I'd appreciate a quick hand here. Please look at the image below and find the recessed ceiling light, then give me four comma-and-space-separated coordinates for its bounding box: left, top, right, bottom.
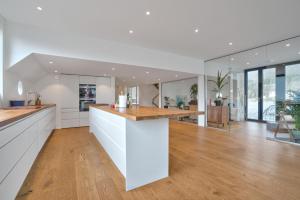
36, 6, 43, 11
129, 30, 134, 34
54, 75, 59, 80
228, 42, 233, 46
230, 57, 234, 61
54, 70, 58, 73
145, 71, 150, 74
103, 74, 107, 76
158, 78, 161, 81
298, 51, 300, 55
246, 62, 250, 65
175, 74, 178, 78
285, 43, 291, 47
254, 52, 259, 56
112, 67, 115, 71
49, 61, 53, 64
132, 76, 136, 79
194, 28, 199, 33
146, 11, 150, 15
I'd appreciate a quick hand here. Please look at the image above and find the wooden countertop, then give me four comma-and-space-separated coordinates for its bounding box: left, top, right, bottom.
91, 105, 204, 121
0, 104, 56, 128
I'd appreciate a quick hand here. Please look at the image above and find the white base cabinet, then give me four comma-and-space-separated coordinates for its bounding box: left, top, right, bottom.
0, 106, 56, 200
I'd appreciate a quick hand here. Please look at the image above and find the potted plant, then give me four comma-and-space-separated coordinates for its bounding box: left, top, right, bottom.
208, 70, 229, 106
189, 84, 198, 105
287, 90, 300, 141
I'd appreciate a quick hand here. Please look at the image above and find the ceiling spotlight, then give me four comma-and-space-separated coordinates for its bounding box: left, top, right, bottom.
36, 6, 43, 11
145, 71, 150, 74
103, 74, 107, 76
112, 67, 115, 71
285, 43, 291, 47
228, 42, 233, 46
298, 52, 300, 55
230, 57, 234, 61
246, 62, 250, 65
146, 11, 150, 15
158, 78, 161, 81
54, 70, 58, 73
49, 61, 53, 64
129, 30, 134, 34
194, 29, 199, 33
175, 74, 178, 78
254, 52, 259, 56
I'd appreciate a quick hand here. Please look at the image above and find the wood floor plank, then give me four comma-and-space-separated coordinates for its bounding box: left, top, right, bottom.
16, 121, 300, 200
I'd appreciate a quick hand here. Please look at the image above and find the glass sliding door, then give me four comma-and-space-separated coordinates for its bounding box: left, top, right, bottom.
246, 67, 276, 121
246, 70, 259, 120
262, 68, 276, 121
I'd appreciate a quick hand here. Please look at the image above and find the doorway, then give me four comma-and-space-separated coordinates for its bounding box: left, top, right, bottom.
245, 68, 276, 121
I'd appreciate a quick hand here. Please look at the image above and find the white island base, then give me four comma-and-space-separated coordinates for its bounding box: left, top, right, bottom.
90, 107, 168, 191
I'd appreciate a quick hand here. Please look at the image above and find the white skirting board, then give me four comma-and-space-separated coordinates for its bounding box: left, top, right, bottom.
90, 107, 169, 191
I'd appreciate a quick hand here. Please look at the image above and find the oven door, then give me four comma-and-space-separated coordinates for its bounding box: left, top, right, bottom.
79, 100, 96, 112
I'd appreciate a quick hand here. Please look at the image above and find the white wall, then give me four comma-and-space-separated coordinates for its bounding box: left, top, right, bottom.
0, 15, 4, 104
161, 78, 198, 107
139, 84, 159, 107
5, 21, 204, 75
4, 71, 34, 103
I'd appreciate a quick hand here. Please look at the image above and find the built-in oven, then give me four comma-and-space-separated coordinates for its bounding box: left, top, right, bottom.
79, 84, 96, 112
79, 84, 96, 99
79, 99, 96, 112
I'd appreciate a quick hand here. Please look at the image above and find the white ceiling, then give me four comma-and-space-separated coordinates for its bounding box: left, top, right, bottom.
1, 0, 300, 60
9, 53, 197, 84
205, 35, 300, 75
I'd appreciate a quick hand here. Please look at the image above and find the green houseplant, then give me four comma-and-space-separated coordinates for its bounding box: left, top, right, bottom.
189, 84, 198, 105
287, 90, 300, 140
208, 70, 229, 106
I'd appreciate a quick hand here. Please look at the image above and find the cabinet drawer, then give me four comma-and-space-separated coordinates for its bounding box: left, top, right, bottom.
61, 108, 79, 113
61, 119, 79, 128
80, 118, 89, 127
0, 122, 38, 183
61, 112, 79, 120
79, 112, 89, 119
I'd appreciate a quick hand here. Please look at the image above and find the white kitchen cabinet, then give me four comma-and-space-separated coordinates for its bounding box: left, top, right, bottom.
60, 75, 80, 128
96, 77, 115, 104
79, 76, 97, 84
0, 107, 56, 200
60, 75, 79, 109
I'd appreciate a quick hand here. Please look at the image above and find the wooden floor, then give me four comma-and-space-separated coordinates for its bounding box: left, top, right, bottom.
17, 121, 300, 200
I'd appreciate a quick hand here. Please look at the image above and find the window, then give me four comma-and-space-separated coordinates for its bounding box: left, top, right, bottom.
128, 86, 139, 105
17, 80, 23, 96
285, 63, 300, 100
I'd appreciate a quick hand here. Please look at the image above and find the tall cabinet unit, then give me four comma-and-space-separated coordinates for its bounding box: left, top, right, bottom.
60, 75, 80, 128
58, 75, 115, 128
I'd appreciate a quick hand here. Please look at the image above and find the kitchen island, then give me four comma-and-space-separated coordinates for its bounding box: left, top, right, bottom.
89, 105, 203, 191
